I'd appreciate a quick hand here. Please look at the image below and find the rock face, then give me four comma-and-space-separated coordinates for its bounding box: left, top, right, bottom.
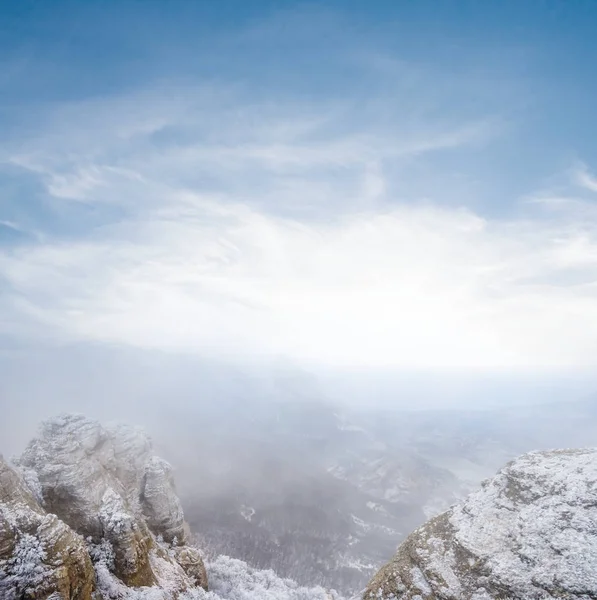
1, 414, 208, 599
364, 448, 597, 600
142, 456, 187, 545
0, 455, 95, 600
171, 546, 208, 590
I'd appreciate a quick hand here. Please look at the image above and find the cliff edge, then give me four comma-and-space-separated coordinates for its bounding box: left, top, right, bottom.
364, 448, 597, 600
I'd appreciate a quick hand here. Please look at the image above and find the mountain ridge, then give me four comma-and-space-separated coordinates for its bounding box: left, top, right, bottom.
364, 448, 597, 600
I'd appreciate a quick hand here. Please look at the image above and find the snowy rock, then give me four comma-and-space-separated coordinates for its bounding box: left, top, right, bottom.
171, 546, 208, 590
364, 448, 597, 600
0, 455, 95, 600
18, 414, 152, 538
142, 457, 187, 545
98, 487, 156, 587
5, 414, 208, 597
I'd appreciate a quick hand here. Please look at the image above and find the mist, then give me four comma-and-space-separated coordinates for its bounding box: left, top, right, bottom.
2, 339, 596, 455
3, 338, 596, 594
3, 340, 596, 593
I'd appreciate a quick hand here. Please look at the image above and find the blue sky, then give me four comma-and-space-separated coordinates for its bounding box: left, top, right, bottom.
1, 0, 597, 370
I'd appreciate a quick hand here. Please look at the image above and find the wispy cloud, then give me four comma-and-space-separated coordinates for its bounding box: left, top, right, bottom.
0, 79, 596, 369
0, 28, 596, 373
574, 163, 597, 193
2, 185, 597, 368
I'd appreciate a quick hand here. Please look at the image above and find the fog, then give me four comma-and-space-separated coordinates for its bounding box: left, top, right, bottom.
2, 340, 596, 457
2, 340, 596, 592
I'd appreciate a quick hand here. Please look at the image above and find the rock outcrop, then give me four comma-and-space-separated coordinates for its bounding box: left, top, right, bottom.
0, 455, 95, 599
142, 456, 187, 545
1, 414, 208, 599
364, 448, 597, 600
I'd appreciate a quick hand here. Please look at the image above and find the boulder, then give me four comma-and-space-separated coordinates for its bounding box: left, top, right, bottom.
172, 545, 208, 590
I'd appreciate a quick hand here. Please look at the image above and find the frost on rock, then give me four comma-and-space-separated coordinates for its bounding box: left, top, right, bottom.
3, 414, 209, 598
0, 455, 95, 599
98, 487, 157, 587
1, 413, 352, 600
17, 414, 154, 538
171, 546, 208, 590
142, 456, 187, 545
15, 465, 45, 506
0, 533, 51, 598
193, 555, 344, 600
90, 553, 345, 600
364, 448, 597, 600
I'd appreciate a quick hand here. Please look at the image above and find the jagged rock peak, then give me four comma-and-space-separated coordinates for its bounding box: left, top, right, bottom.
364, 448, 597, 600
18, 413, 187, 546
2, 413, 207, 598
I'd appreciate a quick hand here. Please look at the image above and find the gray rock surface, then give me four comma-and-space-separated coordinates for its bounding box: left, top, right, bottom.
364, 448, 597, 600
2, 414, 208, 598
142, 456, 187, 545
0, 455, 95, 600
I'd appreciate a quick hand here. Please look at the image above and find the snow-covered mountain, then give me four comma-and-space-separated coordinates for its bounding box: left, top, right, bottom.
365, 448, 597, 599
3, 410, 597, 599
1, 415, 209, 599
0, 414, 351, 600
149, 396, 597, 595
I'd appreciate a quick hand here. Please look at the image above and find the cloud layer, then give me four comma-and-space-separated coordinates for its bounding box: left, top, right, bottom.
1, 77, 597, 369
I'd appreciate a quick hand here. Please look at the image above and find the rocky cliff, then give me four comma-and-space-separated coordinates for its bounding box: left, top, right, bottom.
364, 448, 597, 600
4, 413, 597, 600
0, 414, 207, 599
0, 454, 95, 600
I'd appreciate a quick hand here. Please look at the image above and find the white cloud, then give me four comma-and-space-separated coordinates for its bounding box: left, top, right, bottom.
0, 220, 24, 232
574, 164, 597, 193
2, 83, 597, 369
3, 191, 597, 369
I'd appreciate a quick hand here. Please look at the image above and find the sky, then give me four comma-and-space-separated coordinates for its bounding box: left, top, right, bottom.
2, 0, 597, 377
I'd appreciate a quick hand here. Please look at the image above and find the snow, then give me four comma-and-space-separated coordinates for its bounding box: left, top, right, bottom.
240, 506, 255, 522
365, 448, 597, 599
366, 502, 386, 514
0, 533, 51, 600
142, 456, 186, 544
87, 537, 116, 571
408, 567, 431, 595
90, 552, 348, 600
450, 448, 597, 597
99, 487, 135, 536
416, 536, 462, 597
4, 415, 351, 600
14, 466, 44, 507
200, 555, 344, 600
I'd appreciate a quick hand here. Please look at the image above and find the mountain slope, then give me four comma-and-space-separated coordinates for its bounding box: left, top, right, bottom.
364, 448, 597, 600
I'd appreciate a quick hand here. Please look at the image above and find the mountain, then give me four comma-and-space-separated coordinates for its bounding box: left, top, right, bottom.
1, 414, 207, 599
364, 448, 597, 599
0, 414, 349, 600
0, 453, 95, 599
3, 412, 597, 599
149, 396, 597, 595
